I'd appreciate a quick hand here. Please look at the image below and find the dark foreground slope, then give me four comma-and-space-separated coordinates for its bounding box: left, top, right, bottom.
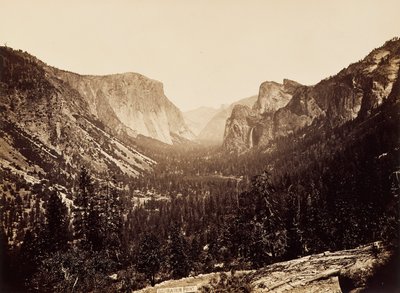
137, 243, 398, 293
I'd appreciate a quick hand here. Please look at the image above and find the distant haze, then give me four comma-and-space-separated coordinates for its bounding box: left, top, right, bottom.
1, 0, 399, 111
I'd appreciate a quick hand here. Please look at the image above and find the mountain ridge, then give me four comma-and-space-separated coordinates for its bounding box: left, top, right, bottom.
223, 37, 400, 152
0, 46, 171, 191
183, 106, 219, 136
51, 68, 193, 145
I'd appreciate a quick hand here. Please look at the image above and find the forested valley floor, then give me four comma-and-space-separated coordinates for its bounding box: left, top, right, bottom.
1, 93, 399, 292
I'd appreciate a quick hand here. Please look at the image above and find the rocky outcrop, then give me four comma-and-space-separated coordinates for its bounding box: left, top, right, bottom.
53, 70, 193, 145
223, 37, 400, 152
137, 243, 396, 293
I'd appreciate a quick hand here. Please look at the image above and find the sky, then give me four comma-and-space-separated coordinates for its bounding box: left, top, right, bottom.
1, 0, 400, 111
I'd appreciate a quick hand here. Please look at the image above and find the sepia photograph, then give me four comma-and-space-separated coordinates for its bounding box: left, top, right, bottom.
0, 0, 399, 292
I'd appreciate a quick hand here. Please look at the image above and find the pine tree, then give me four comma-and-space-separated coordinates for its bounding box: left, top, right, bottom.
251, 171, 287, 260
44, 191, 69, 253
0, 226, 11, 290
167, 224, 190, 279
283, 194, 302, 260
136, 233, 161, 286
87, 207, 103, 251
104, 176, 124, 256
248, 222, 270, 268
300, 194, 328, 253
73, 166, 93, 249
19, 228, 45, 283
188, 236, 202, 273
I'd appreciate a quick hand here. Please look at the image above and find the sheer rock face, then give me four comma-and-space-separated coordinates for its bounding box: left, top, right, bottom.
53, 70, 193, 145
223, 38, 400, 152
253, 79, 301, 114
222, 105, 260, 153
198, 95, 258, 145
223, 80, 301, 152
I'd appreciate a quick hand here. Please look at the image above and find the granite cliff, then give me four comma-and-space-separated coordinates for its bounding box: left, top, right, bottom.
198, 95, 257, 145
222, 79, 302, 152
223, 38, 400, 152
53, 70, 193, 145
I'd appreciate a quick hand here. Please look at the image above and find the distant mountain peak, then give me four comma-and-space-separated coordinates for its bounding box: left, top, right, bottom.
183, 106, 219, 136
196, 95, 258, 145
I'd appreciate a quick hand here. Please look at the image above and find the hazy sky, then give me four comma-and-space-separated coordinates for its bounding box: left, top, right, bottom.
1, 0, 399, 111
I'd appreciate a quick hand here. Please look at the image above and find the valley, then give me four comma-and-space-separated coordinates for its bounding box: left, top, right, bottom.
0, 38, 399, 292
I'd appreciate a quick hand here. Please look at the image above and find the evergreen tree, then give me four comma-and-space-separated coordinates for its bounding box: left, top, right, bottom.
247, 222, 270, 268
188, 236, 202, 273
19, 228, 45, 284
251, 171, 287, 260
44, 191, 69, 253
0, 226, 11, 291
167, 224, 190, 279
87, 207, 104, 252
283, 193, 302, 260
104, 176, 124, 257
136, 233, 161, 286
73, 166, 93, 249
